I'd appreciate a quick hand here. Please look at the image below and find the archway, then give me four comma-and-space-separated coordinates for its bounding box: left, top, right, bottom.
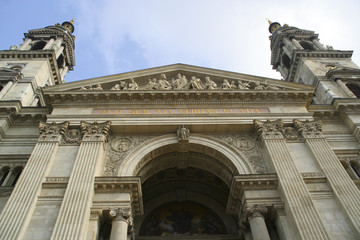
118, 134, 253, 239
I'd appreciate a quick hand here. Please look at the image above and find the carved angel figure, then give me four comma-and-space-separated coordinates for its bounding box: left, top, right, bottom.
205, 76, 217, 90
230, 81, 237, 89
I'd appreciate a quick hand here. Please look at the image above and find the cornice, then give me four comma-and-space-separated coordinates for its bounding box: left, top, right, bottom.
94, 176, 143, 216
287, 50, 353, 82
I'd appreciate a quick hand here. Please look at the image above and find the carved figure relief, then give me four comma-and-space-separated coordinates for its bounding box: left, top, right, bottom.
76, 73, 284, 92
215, 135, 266, 174
177, 126, 190, 142
61, 128, 83, 144
104, 136, 152, 176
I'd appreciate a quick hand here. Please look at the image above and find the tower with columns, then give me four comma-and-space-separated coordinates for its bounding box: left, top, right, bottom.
0, 19, 75, 107
0, 21, 360, 240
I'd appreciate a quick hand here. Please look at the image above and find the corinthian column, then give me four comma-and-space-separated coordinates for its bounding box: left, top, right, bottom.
109, 208, 133, 240
0, 121, 68, 240
254, 120, 329, 240
51, 121, 111, 240
294, 119, 360, 236
246, 204, 270, 240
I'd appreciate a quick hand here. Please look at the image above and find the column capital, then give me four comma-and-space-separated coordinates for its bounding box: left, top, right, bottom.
254, 120, 284, 140
293, 119, 323, 139
38, 121, 69, 142
80, 121, 111, 142
109, 207, 133, 224
245, 204, 268, 221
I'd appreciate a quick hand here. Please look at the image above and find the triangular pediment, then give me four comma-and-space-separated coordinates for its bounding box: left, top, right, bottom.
44, 64, 313, 92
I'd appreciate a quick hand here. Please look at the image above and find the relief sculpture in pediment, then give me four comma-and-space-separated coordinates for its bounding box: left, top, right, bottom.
78, 73, 283, 92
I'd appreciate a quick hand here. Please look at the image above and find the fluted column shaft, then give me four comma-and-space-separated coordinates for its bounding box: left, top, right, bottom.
0, 122, 68, 240
51, 121, 110, 240
294, 119, 360, 236
255, 120, 329, 240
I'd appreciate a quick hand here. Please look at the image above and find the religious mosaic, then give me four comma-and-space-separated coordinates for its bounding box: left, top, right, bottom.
140, 201, 225, 237
78, 73, 283, 92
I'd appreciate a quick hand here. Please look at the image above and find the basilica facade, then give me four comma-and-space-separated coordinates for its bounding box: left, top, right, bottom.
0, 20, 360, 240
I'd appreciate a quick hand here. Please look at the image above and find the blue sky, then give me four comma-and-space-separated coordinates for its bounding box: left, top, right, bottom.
1, 0, 360, 83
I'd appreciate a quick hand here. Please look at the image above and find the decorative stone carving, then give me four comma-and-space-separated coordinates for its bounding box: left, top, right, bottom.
105, 136, 152, 176
128, 78, 139, 90
189, 76, 204, 90
111, 138, 132, 152
144, 78, 159, 90
213, 135, 266, 174
79, 84, 103, 91
109, 207, 133, 224
205, 76, 217, 89
173, 73, 188, 90
221, 79, 232, 89
254, 81, 265, 90
238, 80, 250, 90
245, 204, 268, 220
80, 121, 111, 136
158, 73, 172, 90
39, 121, 69, 138
280, 126, 303, 141
293, 119, 323, 138
254, 120, 284, 140
61, 128, 83, 144
177, 125, 190, 142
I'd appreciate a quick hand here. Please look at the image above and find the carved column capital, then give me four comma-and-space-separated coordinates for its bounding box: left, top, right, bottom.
293, 119, 323, 139
109, 207, 133, 224
38, 121, 69, 142
254, 120, 284, 140
90, 209, 102, 221
80, 121, 111, 142
245, 204, 268, 221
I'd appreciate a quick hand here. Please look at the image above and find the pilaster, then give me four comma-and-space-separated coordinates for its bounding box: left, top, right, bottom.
294, 119, 360, 236
51, 121, 111, 240
254, 120, 329, 240
0, 121, 68, 240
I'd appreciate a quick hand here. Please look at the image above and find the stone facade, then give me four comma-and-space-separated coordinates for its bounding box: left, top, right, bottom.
0, 21, 359, 240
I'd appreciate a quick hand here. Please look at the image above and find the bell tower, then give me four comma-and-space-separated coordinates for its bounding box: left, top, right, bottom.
269, 21, 360, 104
0, 20, 75, 106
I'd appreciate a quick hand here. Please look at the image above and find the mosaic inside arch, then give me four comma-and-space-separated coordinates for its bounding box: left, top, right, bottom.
140, 201, 226, 237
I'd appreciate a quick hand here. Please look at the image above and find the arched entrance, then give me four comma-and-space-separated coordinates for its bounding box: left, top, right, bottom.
117, 134, 253, 239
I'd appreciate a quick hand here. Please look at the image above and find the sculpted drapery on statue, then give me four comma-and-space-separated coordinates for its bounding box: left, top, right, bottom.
177, 125, 190, 142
